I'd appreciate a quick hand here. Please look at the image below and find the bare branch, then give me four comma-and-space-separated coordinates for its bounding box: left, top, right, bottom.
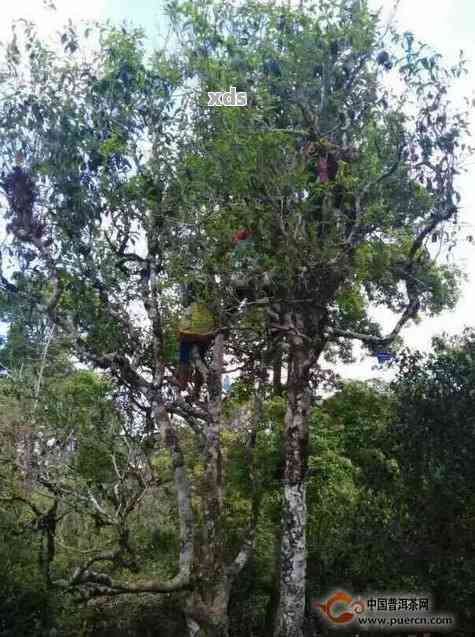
329, 297, 420, 346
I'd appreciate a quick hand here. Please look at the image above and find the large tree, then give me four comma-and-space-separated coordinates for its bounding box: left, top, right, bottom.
162, 1, 471, 635
0, 1, 472, 636
0, 15, 266, 637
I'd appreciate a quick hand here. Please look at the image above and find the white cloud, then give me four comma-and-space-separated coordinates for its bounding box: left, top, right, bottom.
0, 0, 106, 43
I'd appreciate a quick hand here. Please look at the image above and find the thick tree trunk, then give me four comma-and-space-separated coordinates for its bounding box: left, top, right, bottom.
277, 481, 307, 637
274, 390, 310, 637
186, 335, 232, 637
186, 582, 231, 637
186, 617, 201, 637
274, 317, 313, 637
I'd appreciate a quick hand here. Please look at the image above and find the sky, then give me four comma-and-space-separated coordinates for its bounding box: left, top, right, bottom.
1, 0, 474, 381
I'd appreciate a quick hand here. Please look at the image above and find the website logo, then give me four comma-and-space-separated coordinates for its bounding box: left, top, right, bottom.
313, 590, 455, 631
315, 591, 365, 624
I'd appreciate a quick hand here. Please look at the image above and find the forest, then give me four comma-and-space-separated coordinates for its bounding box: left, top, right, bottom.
0, 1, 473, 636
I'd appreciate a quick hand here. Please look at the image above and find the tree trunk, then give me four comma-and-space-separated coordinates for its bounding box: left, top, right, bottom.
186, 335, 231, 637
187, 335, 260, 637
186, 582, 231, 637
22, 425, 34, 494
264, 523, 283, 635
274, 319, 312, 637
274, 464, 308, 637
272, 346, 283, 396
22, 325, 55, 493
186, 617, 201, 637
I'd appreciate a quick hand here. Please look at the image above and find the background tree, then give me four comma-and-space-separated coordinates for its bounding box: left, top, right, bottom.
0, 16, 268, 637
390, 332, 475, 633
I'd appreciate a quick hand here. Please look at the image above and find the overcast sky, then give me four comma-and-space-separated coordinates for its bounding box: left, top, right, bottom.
1, 0, 474, 381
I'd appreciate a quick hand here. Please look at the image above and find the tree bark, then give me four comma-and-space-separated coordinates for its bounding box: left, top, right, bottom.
186, 581, 231, 637
265, 523, 283, 635
274, 316, 312, 637
274, 393, 310, 637
272, 346, 284, 396
23, 324, 55, 493
186, 335, 231, 637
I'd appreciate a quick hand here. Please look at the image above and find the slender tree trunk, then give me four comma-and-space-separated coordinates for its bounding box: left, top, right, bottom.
265, 523, 283, 635
274, 316, 313, 637
23, 425, 34, 494
273, 346, 283, 396
23, 324, 55, 493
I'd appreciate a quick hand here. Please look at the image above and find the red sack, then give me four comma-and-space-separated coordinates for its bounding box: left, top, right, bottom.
233, 229, 251, 242
316, 158, 329, 183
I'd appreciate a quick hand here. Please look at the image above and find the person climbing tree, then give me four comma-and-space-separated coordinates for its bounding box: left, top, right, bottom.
177, 293, 216, 390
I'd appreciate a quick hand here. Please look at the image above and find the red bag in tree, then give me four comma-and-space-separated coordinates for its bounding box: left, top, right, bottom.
316, 158, 329, 183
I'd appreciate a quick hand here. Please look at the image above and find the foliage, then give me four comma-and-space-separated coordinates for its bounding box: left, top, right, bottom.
391, 332, 475, 630
0, 508, 56, 637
